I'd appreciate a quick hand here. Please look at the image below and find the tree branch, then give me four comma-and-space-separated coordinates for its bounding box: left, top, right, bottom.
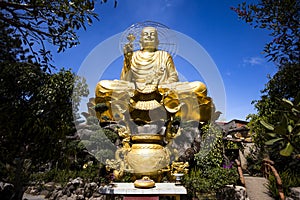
0, 1, 41, 11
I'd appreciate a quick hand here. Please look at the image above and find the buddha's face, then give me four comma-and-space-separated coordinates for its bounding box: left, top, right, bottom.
140, 27, 159, 51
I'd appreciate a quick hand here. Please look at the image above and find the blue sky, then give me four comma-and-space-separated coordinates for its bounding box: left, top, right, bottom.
52, 0, 277, 122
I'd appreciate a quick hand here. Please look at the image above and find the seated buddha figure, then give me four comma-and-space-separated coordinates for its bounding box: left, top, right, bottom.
95, 26, 213, 134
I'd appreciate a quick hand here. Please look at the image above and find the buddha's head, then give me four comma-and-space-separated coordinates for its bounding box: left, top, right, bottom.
139, 26, 159, 51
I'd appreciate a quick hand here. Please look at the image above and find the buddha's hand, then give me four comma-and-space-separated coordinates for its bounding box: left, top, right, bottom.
123, 43, 133, 55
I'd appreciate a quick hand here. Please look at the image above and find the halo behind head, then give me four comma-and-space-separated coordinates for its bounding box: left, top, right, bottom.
120, 21, 178, 57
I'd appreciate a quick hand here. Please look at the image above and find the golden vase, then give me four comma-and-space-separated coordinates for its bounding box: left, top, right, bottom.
126, 134, 170, 178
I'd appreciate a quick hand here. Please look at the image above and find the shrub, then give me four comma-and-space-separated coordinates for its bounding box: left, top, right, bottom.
267, 168, 300, 199
29, 163, 103, 185
183, 123, 239, 198
194, 123, 223, 169
183, 166, 239, 198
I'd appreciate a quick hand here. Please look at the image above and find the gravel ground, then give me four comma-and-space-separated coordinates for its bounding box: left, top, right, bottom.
244, 176, 274, 200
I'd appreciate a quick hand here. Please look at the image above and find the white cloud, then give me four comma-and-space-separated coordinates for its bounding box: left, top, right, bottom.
161, 0, 174, 11
243, 56, 264, 66
165, 0, 172, 7
226, 71, 231, 76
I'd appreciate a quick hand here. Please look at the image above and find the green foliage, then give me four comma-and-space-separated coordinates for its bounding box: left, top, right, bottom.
237, 1, 300, 157
0, 22, 30, 63
86, 116, 100, 126
0, 10, 90, 183
30, 164, 103, 185
259, 96, 300, 169
0, 0, 100, 69
80, 132, 116, 164
183, 123, 239, 198
0, 0, 117, 70
183, 168, 209, 197
262, 64, 300, 102
250, 65, 300, 139
72, 76, 89, 114
267, 169, 300, 199
183, 167, 239, 198
0, 60, 89, 200
0, 63, 85, 176
232, 0, 300, 65
102, 128, 119, 144
0, 1, 115, 199
245, 147, 265, 176
224, 140, 244, 151
78, 116, 117, 164
194, 123, 223, 168
0, 12, 89, 200
234, 0, 300, 175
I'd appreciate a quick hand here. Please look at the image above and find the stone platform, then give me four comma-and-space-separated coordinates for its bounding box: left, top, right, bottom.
99, 182, 187, 200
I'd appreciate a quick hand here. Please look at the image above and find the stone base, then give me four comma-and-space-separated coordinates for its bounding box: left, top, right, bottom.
124, 196, 159, 200
99, 183, 186, 200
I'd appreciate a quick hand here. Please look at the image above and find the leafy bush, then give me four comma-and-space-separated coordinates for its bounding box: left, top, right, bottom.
194, 123, 223, 168
267, 169, 300, 199
245, 146, 265, 176
183, 123, 239, 198
30, 164, 105, 185
183, 167, 239, 198
259, 96, 300, 172
80, 128, 117, 164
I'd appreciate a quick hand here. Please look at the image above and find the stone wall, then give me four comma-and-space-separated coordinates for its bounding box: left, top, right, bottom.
25, 177, 108, 200
216, 185, 249, 200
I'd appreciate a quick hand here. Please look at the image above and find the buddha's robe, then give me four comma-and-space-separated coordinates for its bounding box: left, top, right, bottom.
95, 50, 213, 123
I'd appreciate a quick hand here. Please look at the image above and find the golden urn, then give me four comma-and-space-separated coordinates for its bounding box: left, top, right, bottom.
127, 134, 170, 177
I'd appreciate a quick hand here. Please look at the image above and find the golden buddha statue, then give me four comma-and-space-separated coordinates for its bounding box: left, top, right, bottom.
95, 25, 214, 186
95, 26, 213, 130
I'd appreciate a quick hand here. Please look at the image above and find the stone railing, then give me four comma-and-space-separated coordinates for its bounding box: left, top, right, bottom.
262, 158, 285, 200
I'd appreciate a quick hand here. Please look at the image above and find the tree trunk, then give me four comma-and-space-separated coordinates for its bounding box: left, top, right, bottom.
12, 158, 25, 200
11, 190, 24, 200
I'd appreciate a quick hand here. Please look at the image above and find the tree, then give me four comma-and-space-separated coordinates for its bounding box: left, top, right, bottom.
233, 0, 300, 171
248, 63, 300, 127
232, 0, 299, 65
0, 0, 105, 70
0, 57, 90, 198
0, 63, 88, 200
0, 23, 90, 196
232, 0, 300, 121
0, 0, 116, 199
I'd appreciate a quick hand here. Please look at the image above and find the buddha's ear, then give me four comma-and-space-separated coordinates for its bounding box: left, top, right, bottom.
139, 38, 144, 50
155, 38, 159, 48
154, 28, 159, 47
